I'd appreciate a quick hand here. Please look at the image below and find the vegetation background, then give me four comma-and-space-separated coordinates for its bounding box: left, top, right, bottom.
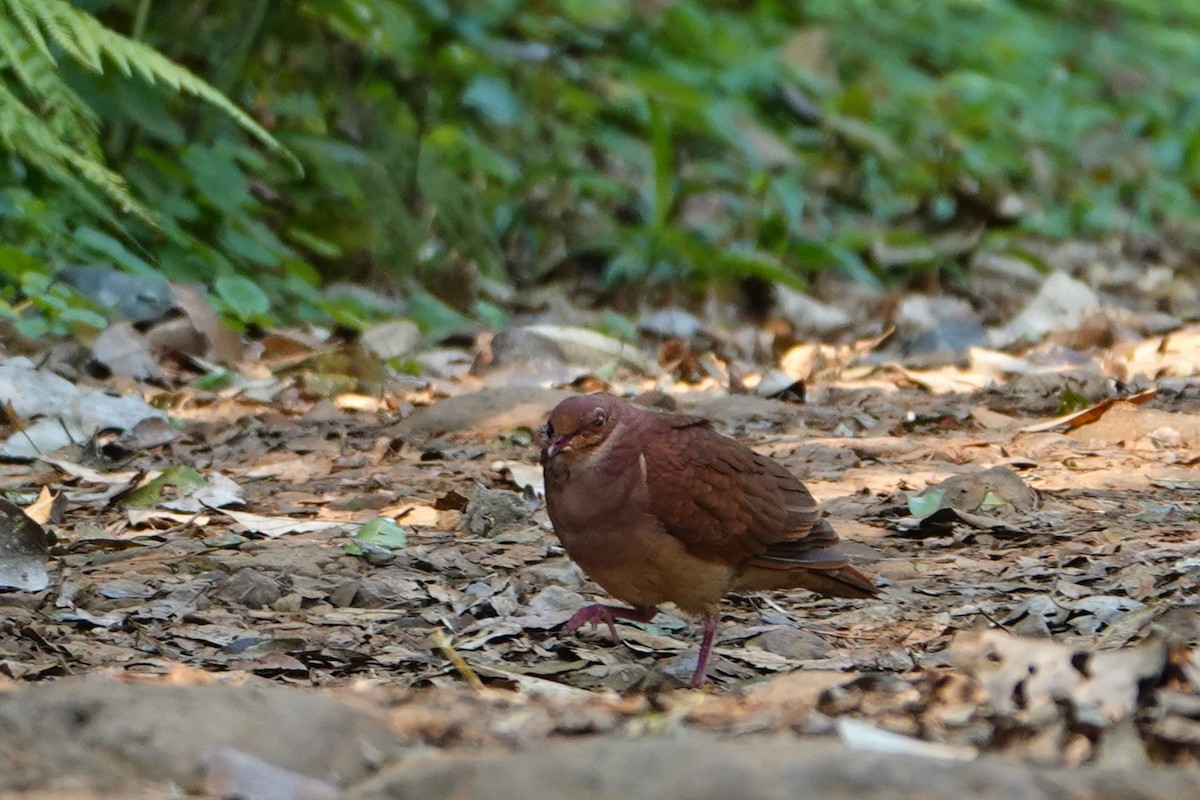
2, 0, 1199, 337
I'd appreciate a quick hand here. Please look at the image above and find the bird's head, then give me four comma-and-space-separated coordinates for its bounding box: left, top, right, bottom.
538, 393, 622, 461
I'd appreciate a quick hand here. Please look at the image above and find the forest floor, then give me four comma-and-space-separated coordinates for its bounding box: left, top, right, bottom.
0, 254, 1199, 797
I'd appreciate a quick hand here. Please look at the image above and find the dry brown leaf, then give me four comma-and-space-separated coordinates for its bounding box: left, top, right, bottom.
24, 486, 64, 525
386, 504, 440, 527
1068, 404, 1200, 448
170, 283, 244, 364
1018, 388, 1157, 433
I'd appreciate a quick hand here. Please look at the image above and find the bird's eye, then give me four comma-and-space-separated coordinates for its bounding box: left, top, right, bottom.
592, 414, 605, 427
540, 423, 553, 438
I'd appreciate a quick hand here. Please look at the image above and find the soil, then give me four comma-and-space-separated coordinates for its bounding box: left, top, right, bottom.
0, 374, 1198, 797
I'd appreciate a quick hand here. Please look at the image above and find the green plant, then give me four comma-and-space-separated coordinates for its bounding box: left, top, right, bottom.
2, 0, 1199, 338
0, 0, 288, 219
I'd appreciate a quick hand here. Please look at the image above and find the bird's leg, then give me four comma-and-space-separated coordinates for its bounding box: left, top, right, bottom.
690, 613, 722, 687
564, 604, 657, 642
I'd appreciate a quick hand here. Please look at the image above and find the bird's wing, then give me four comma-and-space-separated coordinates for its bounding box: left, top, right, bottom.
641, 417, 848, 568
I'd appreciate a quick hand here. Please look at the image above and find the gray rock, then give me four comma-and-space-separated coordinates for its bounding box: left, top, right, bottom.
487, 327, 568, 368
361, 319, 421, 360
749, 627, 832, 660
392, 386, 571, 441
638, 307, 709, 340
351, 576, 424, 608
348, 735, 1200, 800
0, 681, 402, 794
905, 318, 988, 357
60, 265, 174, 323
996, 270, 1102, 345
220, 567, 282, 609
465, 489, 534, 537
774, 286, 853, 337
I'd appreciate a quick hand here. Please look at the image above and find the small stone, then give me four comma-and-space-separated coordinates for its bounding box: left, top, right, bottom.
476, 328, 567, 374
219, 567, 281, 609
1149, 426, 1184, 449
361, 319, 421, 360
774, 287, 852, 337
749, 627, 832, 660
464, 489, 534, 537
353, 576, 423, 608
328, 581, 359, 608
638, 307, 709, 340
271, 592, 304, 613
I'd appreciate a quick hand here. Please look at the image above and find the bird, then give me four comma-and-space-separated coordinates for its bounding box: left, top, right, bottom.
538, 392, 878, 687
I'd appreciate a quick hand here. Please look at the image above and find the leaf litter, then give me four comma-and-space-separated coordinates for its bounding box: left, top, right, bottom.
0, 265, 1199, 795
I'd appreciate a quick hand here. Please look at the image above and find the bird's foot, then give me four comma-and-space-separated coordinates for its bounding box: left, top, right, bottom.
564, 604, 657, 643
690, 613, 721, 687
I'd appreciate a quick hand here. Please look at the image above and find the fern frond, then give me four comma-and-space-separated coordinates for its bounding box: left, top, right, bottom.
37, 0, 101, 71
0, 0, 51, 63
0, 81, 148, 223
0, 16, 99, 150
9, 0, 300, 173
0, 15, 35, 87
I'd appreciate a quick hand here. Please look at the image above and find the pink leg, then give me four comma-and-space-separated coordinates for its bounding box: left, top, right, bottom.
690, 613, 721, 687
564, 604, 657, 642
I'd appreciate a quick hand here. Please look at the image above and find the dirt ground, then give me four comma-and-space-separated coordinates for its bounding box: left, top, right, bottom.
0, 361, 1198, 796
3, 251, 1200, 795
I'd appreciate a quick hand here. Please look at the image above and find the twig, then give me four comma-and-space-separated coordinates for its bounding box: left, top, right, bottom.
431, 629, 484, 690
976, 609, 1014, 632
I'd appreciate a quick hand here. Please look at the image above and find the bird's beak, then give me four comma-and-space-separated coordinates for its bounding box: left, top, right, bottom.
547, 435, 572, 458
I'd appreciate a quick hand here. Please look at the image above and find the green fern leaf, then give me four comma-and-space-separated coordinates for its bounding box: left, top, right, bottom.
4, 0, 301, 175
35, 0, 298, 173
1, 0, 52, 63
0, 81, 147, 223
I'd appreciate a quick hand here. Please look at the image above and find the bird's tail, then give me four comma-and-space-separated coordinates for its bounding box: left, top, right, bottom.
810, 564, 879, 599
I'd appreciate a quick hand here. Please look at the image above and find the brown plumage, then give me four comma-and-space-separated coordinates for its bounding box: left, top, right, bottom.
539, 392, 877, 687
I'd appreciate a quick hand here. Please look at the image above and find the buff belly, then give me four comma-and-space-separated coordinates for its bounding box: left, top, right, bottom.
558, 521, 734, 616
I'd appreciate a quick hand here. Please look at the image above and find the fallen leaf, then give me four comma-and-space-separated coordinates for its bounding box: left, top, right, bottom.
24, 486, 66, 525
514, 586, 585, 630
1019, 389, 1157, 433
346, 518, 408, 556
220, 508, 351, 538
493, 460, 544, 498
0, 497, 50, 591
